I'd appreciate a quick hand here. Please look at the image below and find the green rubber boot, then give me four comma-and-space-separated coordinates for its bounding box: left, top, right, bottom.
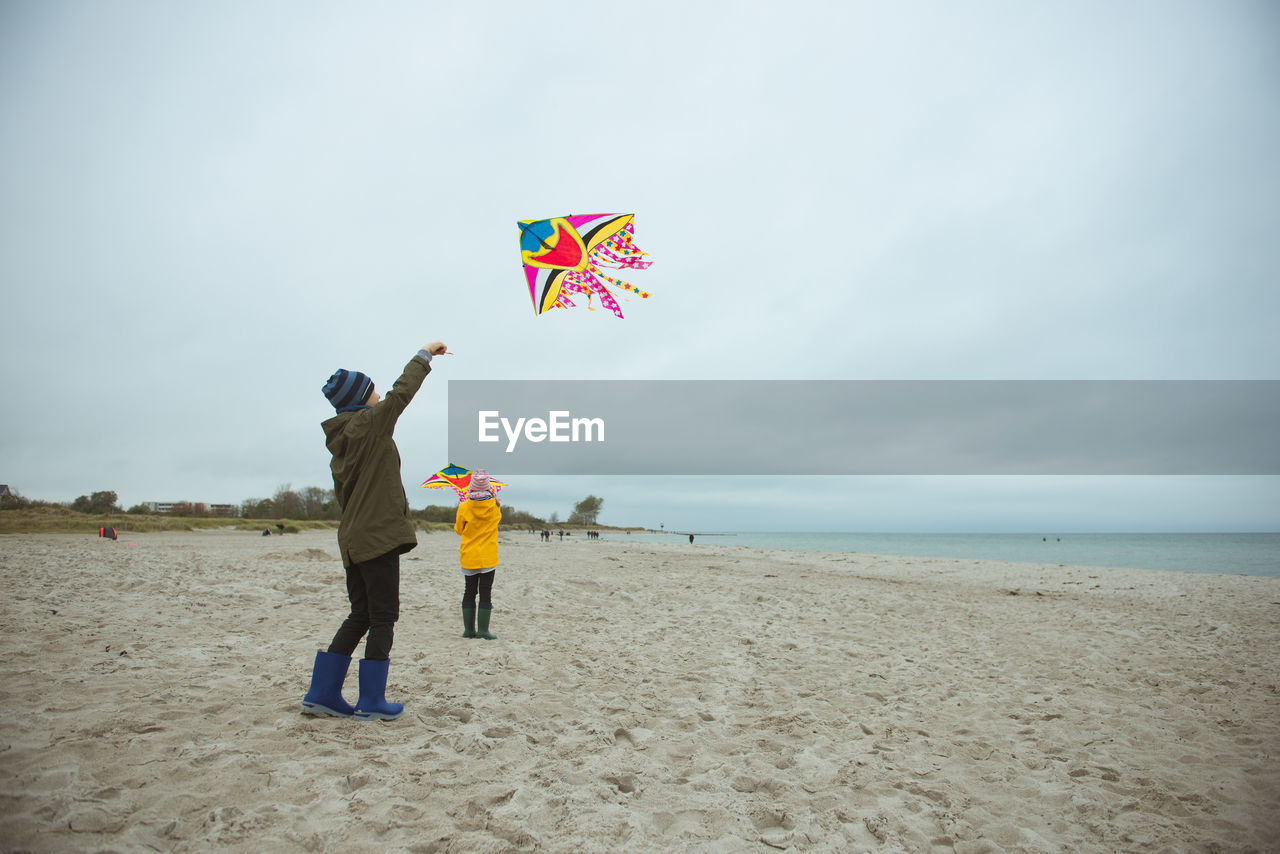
476, 607, 497, 640
461, 607, 477, 639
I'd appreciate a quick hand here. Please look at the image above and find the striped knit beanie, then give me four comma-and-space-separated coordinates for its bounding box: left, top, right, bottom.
466, 470, 494, 501
322, 369, 374, 411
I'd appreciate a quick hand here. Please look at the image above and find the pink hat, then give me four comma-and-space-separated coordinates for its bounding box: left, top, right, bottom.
466, 470, 494, 501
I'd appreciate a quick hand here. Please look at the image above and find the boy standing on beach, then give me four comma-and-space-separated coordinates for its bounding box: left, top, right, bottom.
301, 341, 446, 721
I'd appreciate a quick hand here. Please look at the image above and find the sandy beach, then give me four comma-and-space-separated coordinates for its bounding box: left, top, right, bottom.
1, 529, 1277, 853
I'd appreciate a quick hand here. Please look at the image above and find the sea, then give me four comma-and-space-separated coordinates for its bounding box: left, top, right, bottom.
597, 531, 1280, 577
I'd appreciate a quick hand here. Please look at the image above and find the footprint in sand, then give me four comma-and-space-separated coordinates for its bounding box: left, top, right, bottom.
602, 773, 638, 794
653, 809, 707, 837
752, 808, 796, 847
341, 773, 373, 793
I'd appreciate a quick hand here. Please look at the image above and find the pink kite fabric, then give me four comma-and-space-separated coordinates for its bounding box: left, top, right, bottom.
420, 464, 506, 503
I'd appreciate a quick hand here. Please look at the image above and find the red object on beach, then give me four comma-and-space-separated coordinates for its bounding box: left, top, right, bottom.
99, 526, 117, 540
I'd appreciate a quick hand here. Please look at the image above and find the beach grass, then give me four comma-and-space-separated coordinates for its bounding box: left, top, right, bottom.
0, 507, 517, 536
0, 506, 340, 535
0, 505, 649, 536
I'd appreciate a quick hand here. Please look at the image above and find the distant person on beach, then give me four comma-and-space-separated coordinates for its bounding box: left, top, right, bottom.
689, 533, 694, 544
453, 470, 501, 640
301, 341, 447, 722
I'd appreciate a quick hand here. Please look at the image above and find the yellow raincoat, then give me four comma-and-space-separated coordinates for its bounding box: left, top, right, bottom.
454, 497, 501, 569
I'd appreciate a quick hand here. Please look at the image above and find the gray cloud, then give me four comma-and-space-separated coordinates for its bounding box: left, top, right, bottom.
2, 2, 1277, 527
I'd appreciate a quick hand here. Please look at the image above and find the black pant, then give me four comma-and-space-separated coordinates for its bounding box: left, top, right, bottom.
327, 549, 400, 660
462, 570, 495, 610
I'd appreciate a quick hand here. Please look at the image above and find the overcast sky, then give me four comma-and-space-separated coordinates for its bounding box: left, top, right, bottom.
2, 1, 1277, 531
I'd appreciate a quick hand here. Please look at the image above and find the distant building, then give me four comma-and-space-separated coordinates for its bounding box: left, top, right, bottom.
145, 501, 238, 517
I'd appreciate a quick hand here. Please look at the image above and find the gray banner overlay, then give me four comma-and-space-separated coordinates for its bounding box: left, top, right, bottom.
447, 381, 1280, 475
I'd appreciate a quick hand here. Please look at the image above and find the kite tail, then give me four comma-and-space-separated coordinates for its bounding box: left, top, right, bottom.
589, 266, 651, 301
591, 222, 652, 271
565, 269, 625, 318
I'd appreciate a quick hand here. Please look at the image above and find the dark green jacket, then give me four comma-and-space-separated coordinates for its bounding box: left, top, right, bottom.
321, 353, 431, 568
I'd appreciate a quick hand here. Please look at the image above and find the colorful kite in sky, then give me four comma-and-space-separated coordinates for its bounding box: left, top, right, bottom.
518, 213, 652, 318
419, 463, 506, 502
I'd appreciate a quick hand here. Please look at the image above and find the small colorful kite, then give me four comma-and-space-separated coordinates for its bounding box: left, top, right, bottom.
419, 463, 506, 502
518, 213, 653, 318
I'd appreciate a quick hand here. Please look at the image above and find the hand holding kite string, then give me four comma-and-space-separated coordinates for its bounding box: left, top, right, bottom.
425, 341, 448, 355
518, 213, 652, 318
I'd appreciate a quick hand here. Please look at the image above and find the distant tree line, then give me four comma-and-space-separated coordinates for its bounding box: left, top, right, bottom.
238, 484, 338, 520
1, 488, 124, 514
72, 490, 122, 515
2, 484, 604, 529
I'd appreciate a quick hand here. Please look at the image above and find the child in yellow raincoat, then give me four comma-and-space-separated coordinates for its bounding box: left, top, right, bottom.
454, 470, 501, 639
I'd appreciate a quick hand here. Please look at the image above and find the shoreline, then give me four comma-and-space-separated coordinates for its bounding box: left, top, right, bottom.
5, 526, 1276, 582
43, 525, 1274, 578
2, 530, 1277, 851
599, 530, 1280, 578
5, 523, 1276, 576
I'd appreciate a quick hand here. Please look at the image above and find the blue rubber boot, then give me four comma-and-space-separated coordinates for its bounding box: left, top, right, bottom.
354, 658, 404, 721
300, 650, 355, 717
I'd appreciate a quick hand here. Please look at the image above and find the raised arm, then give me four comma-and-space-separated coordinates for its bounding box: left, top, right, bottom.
371, 342, 447, 434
